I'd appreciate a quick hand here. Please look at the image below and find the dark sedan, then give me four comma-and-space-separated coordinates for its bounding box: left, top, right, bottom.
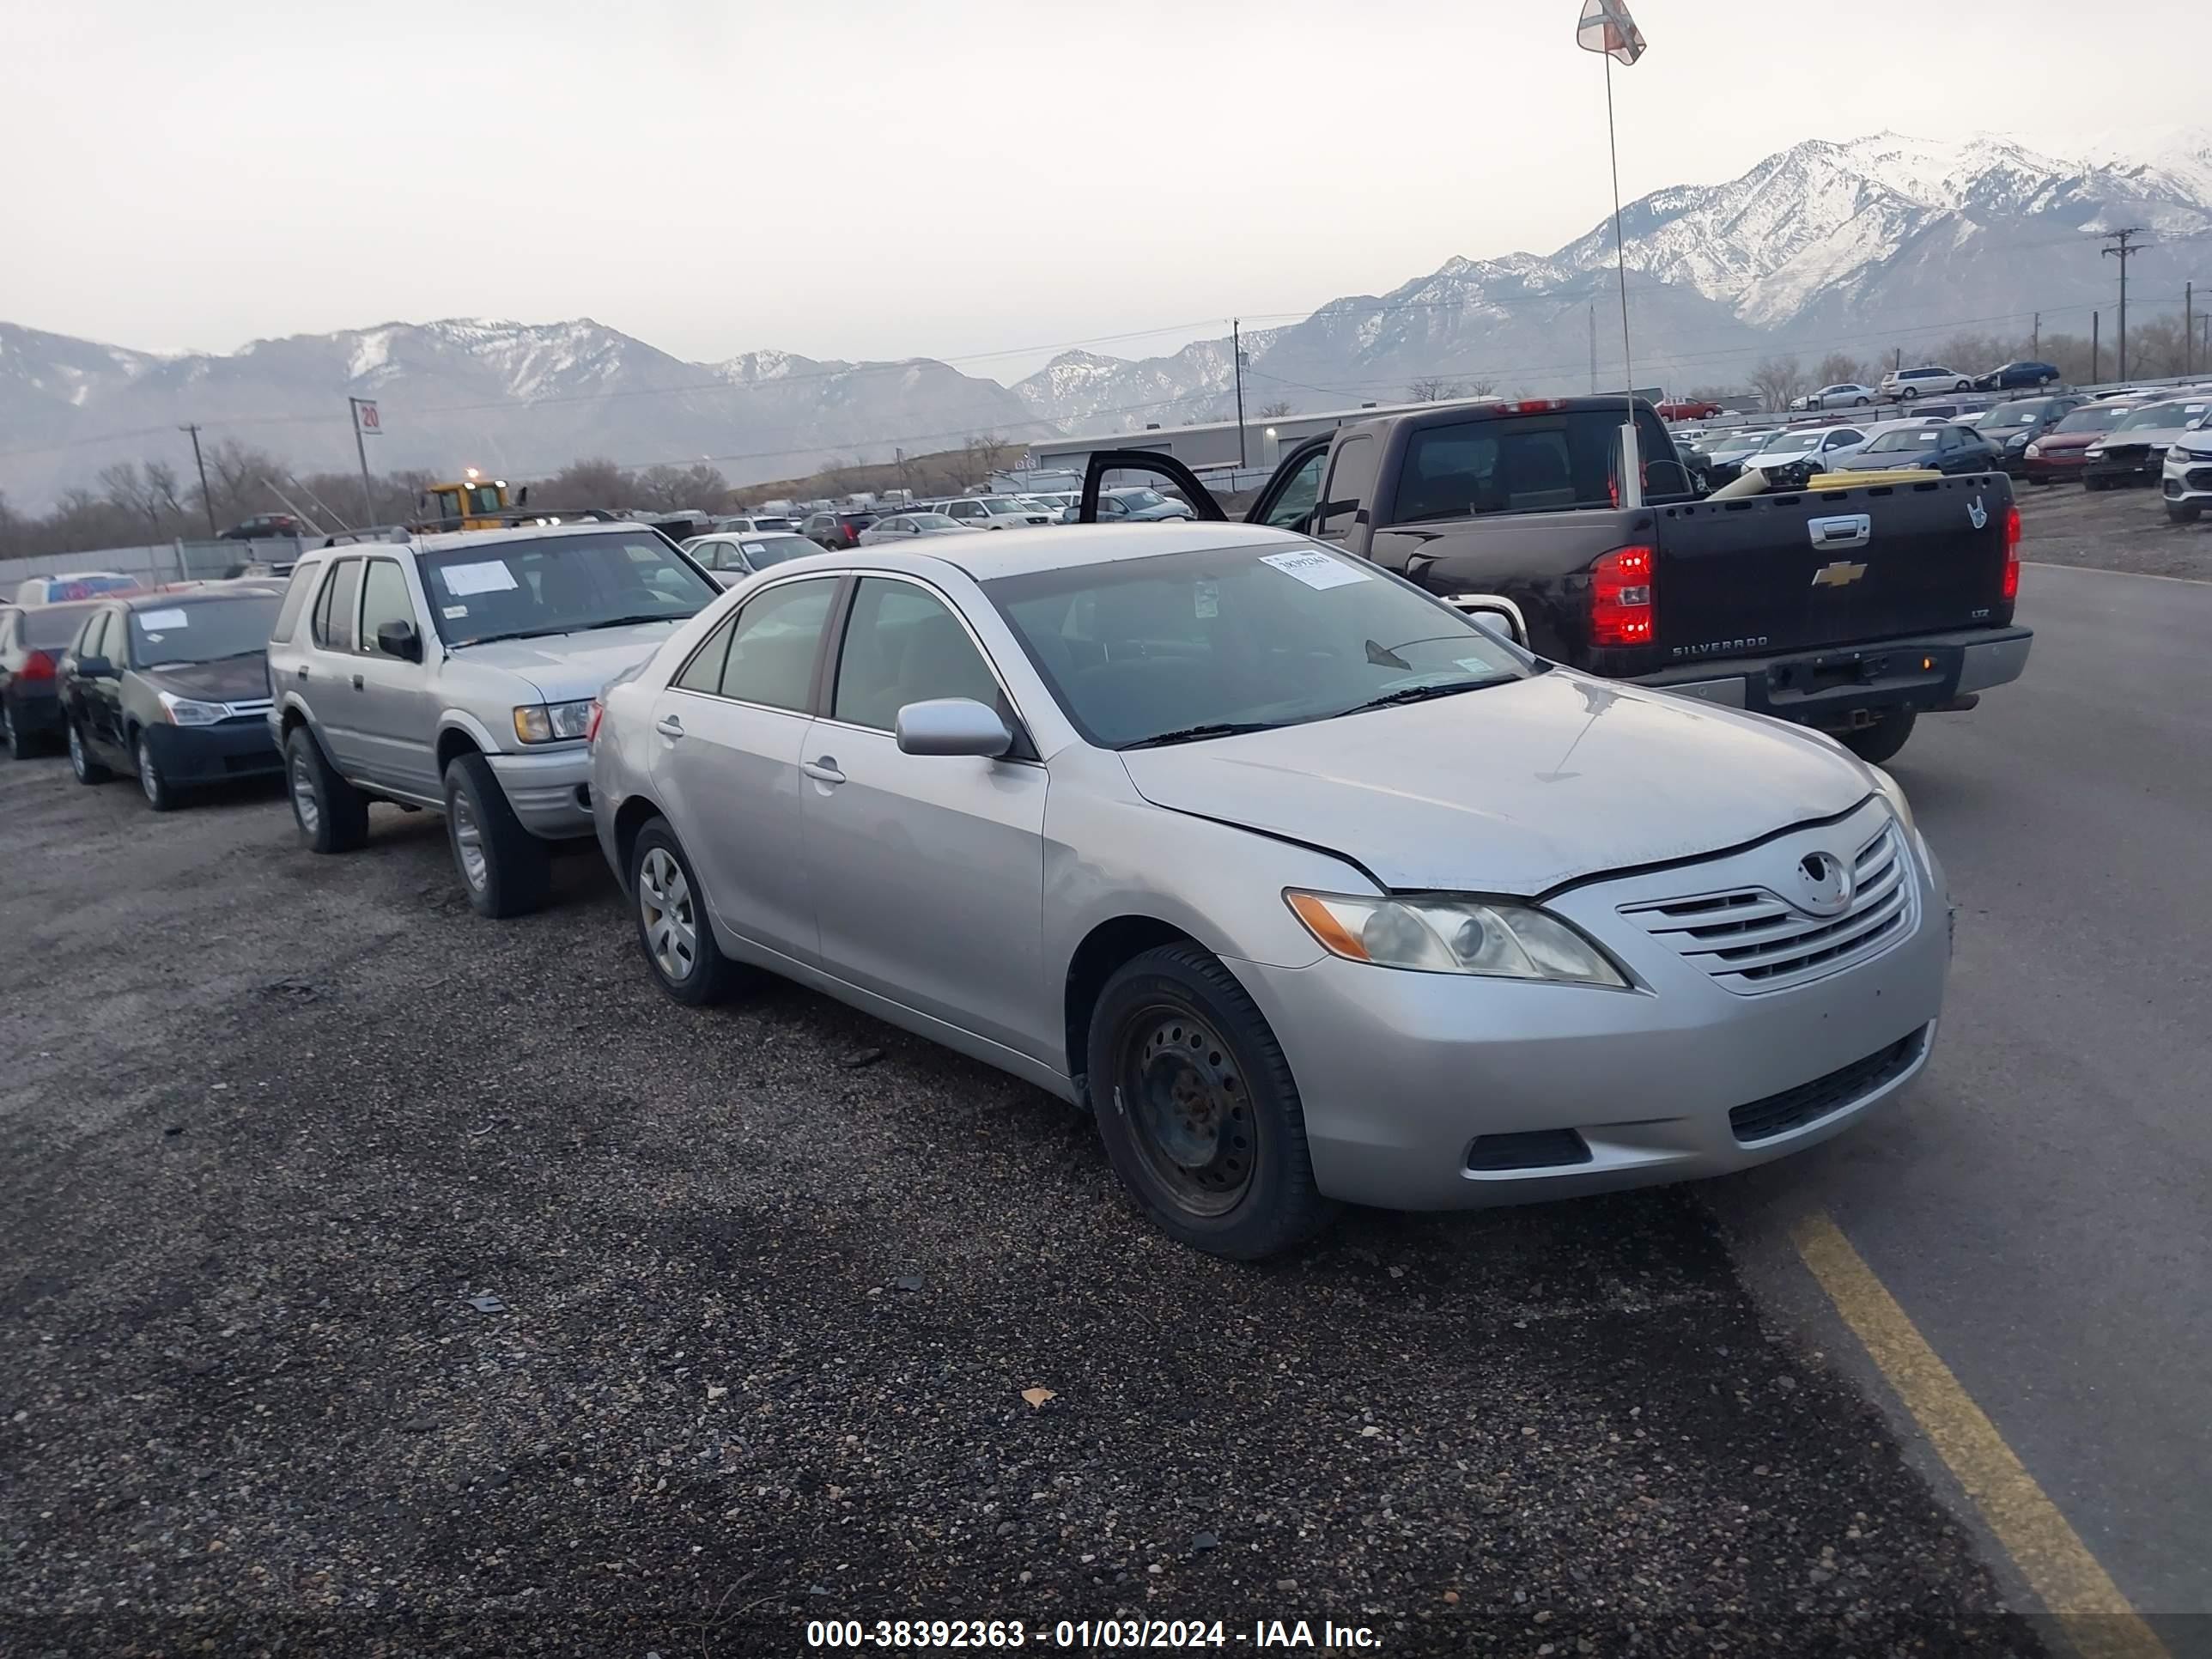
0, 600, 108, 759
1974, 394, 2086, 476
58, 588, 284, 811
1824, 421, 2007, 477
1972, 361, 2062, 392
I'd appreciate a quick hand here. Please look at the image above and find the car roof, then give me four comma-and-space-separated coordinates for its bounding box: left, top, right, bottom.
330, 521, 662, 556
921, 520, 1304, 580
115, 586, 283, 610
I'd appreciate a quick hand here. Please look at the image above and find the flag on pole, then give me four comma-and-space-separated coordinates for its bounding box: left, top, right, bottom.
1576, 0, 1647, 64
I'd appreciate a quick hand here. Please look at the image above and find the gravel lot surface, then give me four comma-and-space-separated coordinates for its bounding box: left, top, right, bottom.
0, 756, 2039, 1656
2015, 475, 2212, 579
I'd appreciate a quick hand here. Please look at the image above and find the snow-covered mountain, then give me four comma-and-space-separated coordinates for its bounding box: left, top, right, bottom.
1018, 126, 2212, 434
0, 318, 1043, 509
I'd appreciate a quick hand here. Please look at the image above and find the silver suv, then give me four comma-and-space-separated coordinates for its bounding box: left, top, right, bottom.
265, 524, 720, 916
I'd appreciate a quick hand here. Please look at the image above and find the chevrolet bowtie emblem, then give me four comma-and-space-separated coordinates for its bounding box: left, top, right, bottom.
1811, 561, 1868, 588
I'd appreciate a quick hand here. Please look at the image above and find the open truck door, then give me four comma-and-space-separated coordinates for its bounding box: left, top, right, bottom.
1075, 451, 1230, 524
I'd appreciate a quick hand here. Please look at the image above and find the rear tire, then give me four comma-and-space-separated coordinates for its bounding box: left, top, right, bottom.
442, 752, 550, 919
629, 819, 743, 1005
1088, 943, 1336, 1261
2084, 475, 2108, 492
2, 699, 30, 760
285, 725, 368, 853
1839, 708, 1917, 765
68, 720, 110, 784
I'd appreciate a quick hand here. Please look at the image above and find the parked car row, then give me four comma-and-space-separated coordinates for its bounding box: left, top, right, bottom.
2, 438, 1985, 1259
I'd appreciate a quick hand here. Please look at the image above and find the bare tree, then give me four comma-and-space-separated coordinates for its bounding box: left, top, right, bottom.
1749, 356, 1807, 413
1406, 377, 1463, 403
1464, 379, 1497, 398
532, 456, 633, 510
97, 461, 168, 542
1813, 352, 1873, 389
1255, 399, 1295, 419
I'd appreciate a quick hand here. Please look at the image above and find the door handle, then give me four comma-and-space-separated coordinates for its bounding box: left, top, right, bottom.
1808, 513, 1872, 550
350, 673, 365, 690
800, 757, 846, 785
654, 715, 684, 738
296, 665, 309, 680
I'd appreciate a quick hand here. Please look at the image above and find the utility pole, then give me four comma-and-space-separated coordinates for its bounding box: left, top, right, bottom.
1589, 304, 1598, 393
2092, 312, 2100, 383
2186, 283, 2195, 376
2101, 228, 2148, 382
2031, 312, 2039, 356
346, 397, 378, 526
179, 423, 217, 537
1232, 319, 1248, 469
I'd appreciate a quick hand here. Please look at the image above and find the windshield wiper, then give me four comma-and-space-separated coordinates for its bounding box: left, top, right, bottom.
1121, 720, 1284, 750
1337, 678, 1510, 718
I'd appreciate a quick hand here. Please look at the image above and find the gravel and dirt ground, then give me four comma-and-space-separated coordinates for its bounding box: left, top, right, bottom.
10, 480, 2177, 1656
2014, 473, 2211, 578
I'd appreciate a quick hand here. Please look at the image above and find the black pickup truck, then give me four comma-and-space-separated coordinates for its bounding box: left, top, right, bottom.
1077, 396, 2030, 763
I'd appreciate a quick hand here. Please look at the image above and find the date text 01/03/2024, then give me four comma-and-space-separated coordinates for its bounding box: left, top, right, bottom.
802, 1618, 1382, 1650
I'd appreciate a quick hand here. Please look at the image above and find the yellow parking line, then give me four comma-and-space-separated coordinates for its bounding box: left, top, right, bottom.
1790, 1212, 2169, 1659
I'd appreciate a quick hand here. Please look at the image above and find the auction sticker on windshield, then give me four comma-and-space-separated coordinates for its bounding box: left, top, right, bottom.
441, 561, 519, 596
138, 608, 190, 631
1260, 549, 1368, 591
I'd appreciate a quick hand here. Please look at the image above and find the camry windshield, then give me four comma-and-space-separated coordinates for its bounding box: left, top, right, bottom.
421, 532, 717, 647
128, 595, 281, 666
985, 543, 1531, 750
741, 535, 817, 566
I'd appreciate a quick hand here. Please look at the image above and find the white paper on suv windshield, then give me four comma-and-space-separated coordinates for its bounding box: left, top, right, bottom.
1260, 549, 1369, 591
441, 561, 519, 596
138, 608, 190, 630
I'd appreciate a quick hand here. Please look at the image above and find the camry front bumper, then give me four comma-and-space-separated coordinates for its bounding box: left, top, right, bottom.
1228, 803, 1950, 1210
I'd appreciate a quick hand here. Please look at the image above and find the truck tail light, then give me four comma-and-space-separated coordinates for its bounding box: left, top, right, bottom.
1590, 545, 1656, 647
2002, 502, 2021, 602
21, 650, 55, 683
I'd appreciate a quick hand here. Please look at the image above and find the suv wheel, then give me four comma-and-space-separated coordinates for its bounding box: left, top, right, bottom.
1, 700, 26, 761
629, 819, 743, 1004
2170, 501, 2203, 525
442, 752, 550, 919
68, 720, 110, 785
285, 725, 368, 852
136, 733, 176, 812
1088, 943, 1336, 1260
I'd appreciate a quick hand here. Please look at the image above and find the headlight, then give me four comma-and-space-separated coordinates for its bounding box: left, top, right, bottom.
2023, 441, 2043, 458
2005, 433, 2029, 448
1285, 890, 1627, 987
158, 691, 226, 726
2083, 445, 2106, 459
512, 699, 595, 744
1869, 765, 1916, 836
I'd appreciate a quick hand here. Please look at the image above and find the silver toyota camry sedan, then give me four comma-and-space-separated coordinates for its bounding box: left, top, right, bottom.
587, 524, 1948, 1258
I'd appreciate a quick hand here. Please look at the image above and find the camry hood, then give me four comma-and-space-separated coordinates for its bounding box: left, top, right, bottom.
1117, 671, 1872, 895
445, 618, 690, 704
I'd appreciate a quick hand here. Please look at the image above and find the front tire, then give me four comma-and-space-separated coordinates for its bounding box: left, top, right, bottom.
2170, 501, 2203, 525
629, 819, 742, 1004
2, 699, 30, 760
68, 720, 110, 784
1088, 943, 1335, 1260
2084, 475, 2109, 493
1839, 708, 1917, 765
1854, 396, 1870, 406
136, 733, 176, 812
442, 752, 550, 919
284, 725, 368, 853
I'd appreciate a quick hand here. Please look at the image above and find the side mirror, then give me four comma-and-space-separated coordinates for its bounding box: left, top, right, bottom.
375, 619, 422, 662
75, 654, 115, 679
895, 696, 1012, 758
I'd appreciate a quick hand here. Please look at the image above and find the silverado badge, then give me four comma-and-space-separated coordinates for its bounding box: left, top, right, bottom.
1811, 562, 1868, 588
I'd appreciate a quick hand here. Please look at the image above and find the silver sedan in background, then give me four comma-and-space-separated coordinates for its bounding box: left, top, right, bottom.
588, 525, 1948, 1258
856, 512, 977, 544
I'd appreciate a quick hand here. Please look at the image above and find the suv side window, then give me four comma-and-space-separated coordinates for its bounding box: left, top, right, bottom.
312, 558, 362, 651
716, 577, 838, 710
359, 559, 419, 657
1315, 436, 1377, 540
270, 565, 315, 645
833, 578, 1003, 732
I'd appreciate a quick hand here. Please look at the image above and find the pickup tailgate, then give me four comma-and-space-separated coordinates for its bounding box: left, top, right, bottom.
1656, 474, 2012, 657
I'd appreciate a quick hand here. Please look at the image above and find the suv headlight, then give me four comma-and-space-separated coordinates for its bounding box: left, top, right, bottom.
2084, 444, 2106, 459
2023, 441, 2043, 458
158, 691, 226, 726
1285, 890, 1626, 987
512, 699, 595, 744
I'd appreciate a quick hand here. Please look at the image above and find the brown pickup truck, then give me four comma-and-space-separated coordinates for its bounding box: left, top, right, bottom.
1077, 396, 2030, 762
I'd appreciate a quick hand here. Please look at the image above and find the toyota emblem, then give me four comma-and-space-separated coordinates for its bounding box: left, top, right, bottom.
1795, 851, 1856, 918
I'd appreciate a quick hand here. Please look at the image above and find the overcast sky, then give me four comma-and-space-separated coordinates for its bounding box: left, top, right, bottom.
5, 0, 2201, 382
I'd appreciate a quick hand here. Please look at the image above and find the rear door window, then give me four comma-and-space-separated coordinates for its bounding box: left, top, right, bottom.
312, 559, 362, 651
1314, 437, 1376, 539
716, 578, 839, 711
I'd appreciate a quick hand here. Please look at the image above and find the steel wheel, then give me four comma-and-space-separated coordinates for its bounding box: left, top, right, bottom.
289, 750, 320, 835
638, 847, 698, 981
451, 792, 488, 891
68, 723, 87, 780
1117, 1003, 1255, 1218
137, 738, 164, 807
